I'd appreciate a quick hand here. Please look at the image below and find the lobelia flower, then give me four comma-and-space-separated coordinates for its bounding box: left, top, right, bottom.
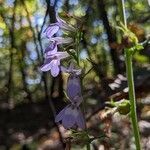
44, 14, 75, 39
50, 37, 73, 45
44, 24, 59, 39
61, 64, 82, 104
45, 37, 73, 55
66, 74, 83, 103
44, 37, 73, 57
41, 51, 69, 77
55, 104, 86, 129
56, 14, 76, 32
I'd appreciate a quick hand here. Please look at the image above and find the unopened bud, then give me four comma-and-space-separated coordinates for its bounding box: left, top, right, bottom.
117, 100, 130, 115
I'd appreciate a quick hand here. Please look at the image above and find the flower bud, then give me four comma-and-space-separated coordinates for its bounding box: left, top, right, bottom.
117, 100, 130, 115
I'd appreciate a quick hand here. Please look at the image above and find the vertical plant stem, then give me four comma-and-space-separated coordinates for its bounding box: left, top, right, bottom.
77, 31, 90, 150
125, 51, 141, 150
76, 31, 80, 66
121, 0, 141, 149
121, 0, 127, 27
86, 143, 90, 150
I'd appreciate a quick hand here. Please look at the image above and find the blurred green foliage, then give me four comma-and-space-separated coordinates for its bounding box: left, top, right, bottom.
0, 0, 149, 104
0, 0, 150, 149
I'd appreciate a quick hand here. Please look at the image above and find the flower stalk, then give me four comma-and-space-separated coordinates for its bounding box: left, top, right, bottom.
125, 50, 141, 150
76, 31, 82, 66
75, 30, 91, 150
121, 0, 141, 149
86, 143, 90, 150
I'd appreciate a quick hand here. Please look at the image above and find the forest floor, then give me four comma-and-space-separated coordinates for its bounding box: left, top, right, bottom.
0, 68, 150, 150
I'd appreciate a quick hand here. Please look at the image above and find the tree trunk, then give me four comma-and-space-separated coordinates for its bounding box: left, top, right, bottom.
97, 0, 124, 74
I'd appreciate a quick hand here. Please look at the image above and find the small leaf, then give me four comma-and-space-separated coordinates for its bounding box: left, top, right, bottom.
135, 44, 143, 51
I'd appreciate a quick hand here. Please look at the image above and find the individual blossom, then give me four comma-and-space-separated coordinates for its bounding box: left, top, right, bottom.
45, 37, 73, 56
55, 104, 86, 129
41, 51, 69, 77
66, 74, 82, 102
44, 14, 75, 39
50, 37, 73, 45
61, 64, 82, 104
56, 14, 76, 32
44, 24, 59, 39
44, 37, 73, 57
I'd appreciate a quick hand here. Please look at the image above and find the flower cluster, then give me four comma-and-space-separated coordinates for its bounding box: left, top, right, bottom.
41, 15, 75, 77
41, 14, 85, 130
55, 64, 85, 129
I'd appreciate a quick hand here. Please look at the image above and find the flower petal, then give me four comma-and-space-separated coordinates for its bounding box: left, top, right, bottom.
56, 14, 66, 24
50, 37, 73, 45
56, 14, 76, 32
55, 106, 67, 123
55, 52, 69, 59
76, 109, 86, 129
67, 75, 82, 100
40, 58, 52, 72
61, 106, 78, 129
62, 114, 75, 129
44, 24, 59, 38
50, 60, 60, 77
45, 42, 58, 55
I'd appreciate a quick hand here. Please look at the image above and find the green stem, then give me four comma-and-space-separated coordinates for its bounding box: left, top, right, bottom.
121, 0, 127, 27
76, 31, 80, 66
121, 0, 141, 149
125, 51, 141, 150
86, 143, 90, 150
76, 31, 90, 150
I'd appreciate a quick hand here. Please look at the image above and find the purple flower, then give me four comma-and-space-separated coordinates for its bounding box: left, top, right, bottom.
44, 23, 59, 39
41, 51, 69, 77
44, 42, 58, 55
44, 38, 73, 57
50, 37, 73, 45
55, 104, 86, 129
44, 15, 75, 39
56, 14, 76, 32
66, 74, 82, 103
61, 64, 82, 104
